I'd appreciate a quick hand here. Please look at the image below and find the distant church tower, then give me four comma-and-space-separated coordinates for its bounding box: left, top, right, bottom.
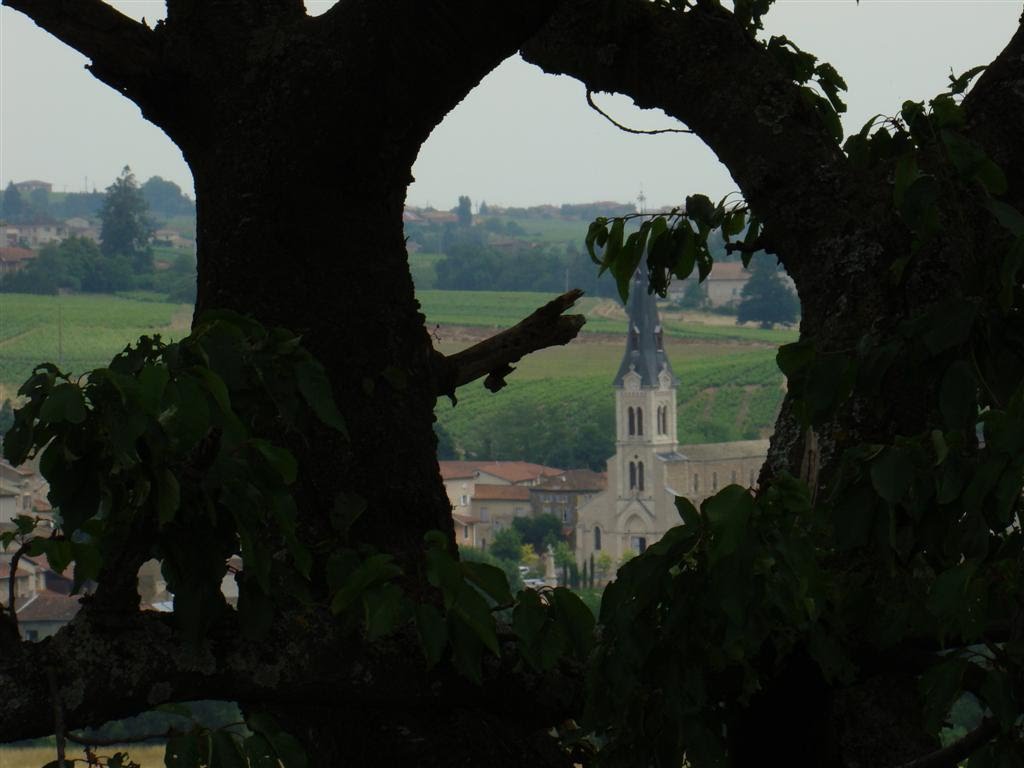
611, 269, 679, 530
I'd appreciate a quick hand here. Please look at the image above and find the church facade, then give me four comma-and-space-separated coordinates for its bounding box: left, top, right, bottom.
574, 270, 769, 568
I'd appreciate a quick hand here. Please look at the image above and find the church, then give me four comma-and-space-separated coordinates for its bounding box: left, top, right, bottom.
574, 269, 770, 567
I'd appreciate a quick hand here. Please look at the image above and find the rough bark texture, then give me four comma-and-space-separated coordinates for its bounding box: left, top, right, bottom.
2, 0, 1023, 764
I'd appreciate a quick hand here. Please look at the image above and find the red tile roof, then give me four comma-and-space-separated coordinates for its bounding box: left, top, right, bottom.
438, 460, 490, 480
15, 589, 82, 623
472, 484, 532, 501
474, 462, 563, 484
532, 469, 607, 492
0, 246, 36, 262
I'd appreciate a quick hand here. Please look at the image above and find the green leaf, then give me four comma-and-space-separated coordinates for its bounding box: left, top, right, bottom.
295, 360, 347, 435
363, 582, 405, 641
940, 361, 978, 431
157, 468, 181, 526
251, 439, 298, 484
550, 587, 596, 660
920, 656, 968, 733
70, 541, 102, 592
330, 491, 367, 536
870, 447, 915, 505
39, 382, 86, 424
448, 611, 485, 684
921, 302, 977, 355
415, 603, 448, 669
702, 485, 754, 564
210, 731, 247, 768
987, 199, 1024, 237
460, 560, 513, 606
980, 669, 1018, 732
451, 581, 499, 656
329, 554, 401, 615
138, 363, 170, 415
246, 713, 308, 768
165, 732, 201, 768
244, 733, 278, 768
893, 154, 919, 209
776, 341, 815, 377
927, 562, 978, 622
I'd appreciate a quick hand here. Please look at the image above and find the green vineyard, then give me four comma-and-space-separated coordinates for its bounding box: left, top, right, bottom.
0, 292, 787, 466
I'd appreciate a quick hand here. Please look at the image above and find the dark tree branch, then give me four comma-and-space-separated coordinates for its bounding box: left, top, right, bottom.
0, 606, 581, 744
585, 90, 694, 135
894, 717, 1001, 768
963, 14, 1024, 213
432, 290, 586, 399
521, 0, 864, 293
1, 0, 158, 98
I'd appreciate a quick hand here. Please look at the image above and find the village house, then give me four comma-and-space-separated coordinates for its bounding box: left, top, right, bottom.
0, 245, 36, 275
668, 260, 797, 308
4, 221, 67, 249
528, 469, 607, 539
439, 460, 565, 550
574, 268, 770, 572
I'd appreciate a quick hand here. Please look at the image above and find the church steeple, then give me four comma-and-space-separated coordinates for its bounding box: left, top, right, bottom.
613, 268, 677, 388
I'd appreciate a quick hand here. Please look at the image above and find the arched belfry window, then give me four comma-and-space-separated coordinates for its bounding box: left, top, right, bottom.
594, 526, 602, 551
628, 407, 636, 436
629, 461, 637, 490
638, 462, 645, 492
637, 407, 644, 436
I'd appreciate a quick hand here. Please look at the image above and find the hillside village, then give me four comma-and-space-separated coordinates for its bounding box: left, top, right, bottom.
0, 178, 789, 640
0, 258, 774, 639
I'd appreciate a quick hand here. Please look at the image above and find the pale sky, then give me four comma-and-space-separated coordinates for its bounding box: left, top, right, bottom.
0, 1, 1019, 210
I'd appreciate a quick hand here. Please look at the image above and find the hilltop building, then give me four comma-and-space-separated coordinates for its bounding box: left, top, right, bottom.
574, 269, 769, 568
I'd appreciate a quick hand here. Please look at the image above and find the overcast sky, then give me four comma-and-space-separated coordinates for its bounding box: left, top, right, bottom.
1, 1, 1019, 210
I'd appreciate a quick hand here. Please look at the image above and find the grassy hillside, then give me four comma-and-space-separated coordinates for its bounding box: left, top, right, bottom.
436, 342, 784, 468
0, 293, 189, 398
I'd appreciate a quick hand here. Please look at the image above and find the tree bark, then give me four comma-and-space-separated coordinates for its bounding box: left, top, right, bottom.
3, 0, 1023, 764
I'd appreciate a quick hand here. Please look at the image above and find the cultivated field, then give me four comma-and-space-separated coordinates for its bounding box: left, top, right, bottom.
0, 294, 190, 399
0, 291, 788, 463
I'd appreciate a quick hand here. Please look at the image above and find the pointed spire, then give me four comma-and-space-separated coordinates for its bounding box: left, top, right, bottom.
613, 267, 677, 387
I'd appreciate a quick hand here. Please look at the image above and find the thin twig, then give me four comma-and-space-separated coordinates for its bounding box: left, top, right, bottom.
4, 541, 30, 635
586, 90, 694, 135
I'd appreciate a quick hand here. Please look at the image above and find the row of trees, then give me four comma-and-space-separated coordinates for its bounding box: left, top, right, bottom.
1, 167, 195, 301
0, 174, 193, 224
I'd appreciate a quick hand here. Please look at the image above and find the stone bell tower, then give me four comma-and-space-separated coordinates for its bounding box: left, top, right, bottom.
612, 268, 679, 502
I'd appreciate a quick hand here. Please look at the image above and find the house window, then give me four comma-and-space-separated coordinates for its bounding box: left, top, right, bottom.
731, 470, 737, 484
638, 461, 645, 492
594, 526, 602, 550
636, 407, 644, 436
460, 494, 468, 506
481, 538, 486, 550
629, 461, 637, 490
712, 472, 718, 491
463, 525, 469, 539
630, 536, 647, 554
562, 509, 569, 523
693, 474, 700, 493
628, 406, 635, 436
515, 506, 525, 517
24, 629, 38, 642
480, 507, 490, 522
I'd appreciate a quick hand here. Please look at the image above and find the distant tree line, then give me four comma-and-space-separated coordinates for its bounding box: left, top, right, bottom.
1, 175, 193, 224
1, 167, 196, 303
